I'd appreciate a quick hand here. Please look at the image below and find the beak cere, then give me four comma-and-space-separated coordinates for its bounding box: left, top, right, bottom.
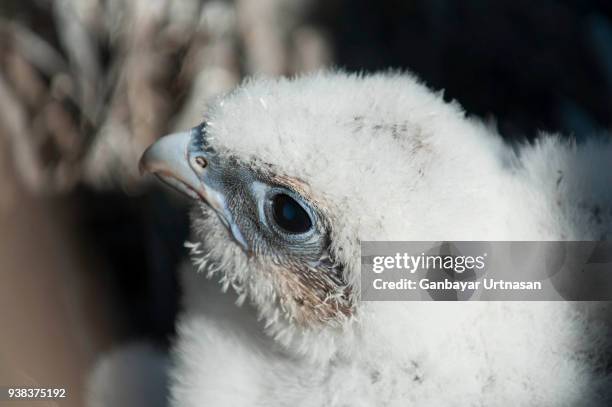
139, 126, 250, 251
139, 130, 202, 200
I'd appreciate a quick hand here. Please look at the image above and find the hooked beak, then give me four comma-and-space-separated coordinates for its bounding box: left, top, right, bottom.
139, 130, 202, 200
139, 126, 250, 250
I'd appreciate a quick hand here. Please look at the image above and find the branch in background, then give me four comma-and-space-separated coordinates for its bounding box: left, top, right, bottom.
0, 0, 330, 198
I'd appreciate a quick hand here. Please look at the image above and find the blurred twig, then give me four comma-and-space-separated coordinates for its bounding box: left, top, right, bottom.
0, 0, 330, 197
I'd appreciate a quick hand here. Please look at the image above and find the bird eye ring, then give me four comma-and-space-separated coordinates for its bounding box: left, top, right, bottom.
266, 192, 314, 236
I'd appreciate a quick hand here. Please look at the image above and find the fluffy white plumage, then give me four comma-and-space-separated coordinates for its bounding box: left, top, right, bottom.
91, 71, 612, 407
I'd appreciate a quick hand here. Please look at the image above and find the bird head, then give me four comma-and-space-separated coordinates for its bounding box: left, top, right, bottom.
141, 120, 353, 327
140, 71, 504, 358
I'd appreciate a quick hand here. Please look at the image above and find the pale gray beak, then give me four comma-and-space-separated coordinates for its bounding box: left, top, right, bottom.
139, 125, 249, 249
139, 130, 202, 200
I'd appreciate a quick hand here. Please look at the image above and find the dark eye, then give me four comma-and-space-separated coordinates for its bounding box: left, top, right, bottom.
271, 193, 313, 234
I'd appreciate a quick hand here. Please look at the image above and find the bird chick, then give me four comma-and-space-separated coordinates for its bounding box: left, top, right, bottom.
136, 71, 612, 407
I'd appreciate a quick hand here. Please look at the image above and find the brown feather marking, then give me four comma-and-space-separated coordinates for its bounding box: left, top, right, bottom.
271, 263, 352, 327
262, 173, 352, 325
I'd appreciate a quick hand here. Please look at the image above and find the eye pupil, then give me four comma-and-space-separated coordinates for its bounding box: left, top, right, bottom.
272, 194, 312, 234
282, 203, 297, 221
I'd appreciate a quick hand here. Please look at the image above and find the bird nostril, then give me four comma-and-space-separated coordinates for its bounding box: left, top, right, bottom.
195, 156, 208, 169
